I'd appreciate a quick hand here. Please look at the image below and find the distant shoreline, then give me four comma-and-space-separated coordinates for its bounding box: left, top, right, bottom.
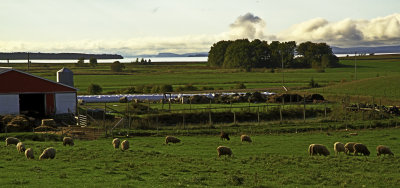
0, 52, 123, 60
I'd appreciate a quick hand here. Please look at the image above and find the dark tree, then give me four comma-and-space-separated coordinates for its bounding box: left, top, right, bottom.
208, 40, 233, 67
223, 39, 252, 70
76, 57, 85, 67
89, 57, 98, 67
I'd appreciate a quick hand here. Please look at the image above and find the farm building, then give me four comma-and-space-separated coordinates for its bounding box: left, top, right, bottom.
0, 67, 77, 117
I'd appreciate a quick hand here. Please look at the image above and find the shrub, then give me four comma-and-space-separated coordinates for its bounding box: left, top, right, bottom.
110, 61, 125, 72
88, 84, 103, 95
234, 82, 246, 89
176, 84, 198, 92
151, 85, 160, 93
159, 84, 173, 93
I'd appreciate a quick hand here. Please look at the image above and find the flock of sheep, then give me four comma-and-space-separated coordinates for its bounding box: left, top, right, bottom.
111, 133, 251, 158
308, 142, 394, 157
5, 132, 395, 160
5, 136, 74, 160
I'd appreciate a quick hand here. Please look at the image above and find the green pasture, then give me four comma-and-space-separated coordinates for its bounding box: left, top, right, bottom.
3, 55, 400, 99
1, 128, 400, 187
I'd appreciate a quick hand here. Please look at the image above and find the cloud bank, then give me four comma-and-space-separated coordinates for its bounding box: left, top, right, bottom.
0, 13, 399, 55
277, 13, 400, 46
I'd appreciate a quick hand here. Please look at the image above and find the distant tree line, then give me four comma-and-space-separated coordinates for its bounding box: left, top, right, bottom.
0, 52, 122, 60
207, 39, 339, 71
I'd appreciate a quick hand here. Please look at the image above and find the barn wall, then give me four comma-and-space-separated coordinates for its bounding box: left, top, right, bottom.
55, 93, 77, 114
0, 94, 19, 115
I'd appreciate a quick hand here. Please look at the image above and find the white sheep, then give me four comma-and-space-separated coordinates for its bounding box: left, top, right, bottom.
39, 147, 56, 159
112, 138, 121, 149
334, 142, 345, 155
63, 137, 74, 146
16, 142, 25, 153
120, 140, 129, 151
309, 144, 330, 156
217, 146, 232, 157
25, 148, 34, 159
5, 137, 20, 146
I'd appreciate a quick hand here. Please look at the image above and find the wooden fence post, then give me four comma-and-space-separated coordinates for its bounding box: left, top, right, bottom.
303, 95, 306, 123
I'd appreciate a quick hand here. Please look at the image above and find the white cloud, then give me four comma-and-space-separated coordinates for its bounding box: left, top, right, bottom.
1, 13, 399, 55
228, 12, 267, 40
277, 13, 400, 46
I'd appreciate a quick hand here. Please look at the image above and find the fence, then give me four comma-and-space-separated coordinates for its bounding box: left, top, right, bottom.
75, 94, 400, 135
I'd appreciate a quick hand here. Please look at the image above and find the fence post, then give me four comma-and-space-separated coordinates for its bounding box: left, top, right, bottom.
257, 106, 260, 125
103, 103, 106, 136
324, 102, 327, 118
182, 113, 185, 129
279, 105, 283, 124
233, 112, 236, 124
303, 95, 306, 123
209, 111, 212, 125
156, 115, 159, 134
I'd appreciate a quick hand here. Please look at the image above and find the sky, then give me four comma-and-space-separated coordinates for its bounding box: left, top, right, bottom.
0, 0, 399, 56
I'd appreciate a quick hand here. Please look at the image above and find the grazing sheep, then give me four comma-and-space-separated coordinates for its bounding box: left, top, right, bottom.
240, 135, 252, 142
25, 148, 34, 159
376, 145, 394, 156
5, 137, 20, 146
220, 132, 230, 141
217, 146, 232, 157
344, 142, 357, 155
16, 142, 25, 153
353, 143, 370, 156
310, 144, 330, 156
334, 142, 345, 155
308, 144, 315, 156
63, 137, 74, 146
39, 147, 56, 160
165, 136, 181, 144
112, 138, 121, 149
120, 140, 129, 151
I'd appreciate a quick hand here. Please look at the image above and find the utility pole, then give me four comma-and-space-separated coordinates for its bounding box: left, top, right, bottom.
354, 51, 357, 80
27, 52, 30, 72
281, 53, 284, 87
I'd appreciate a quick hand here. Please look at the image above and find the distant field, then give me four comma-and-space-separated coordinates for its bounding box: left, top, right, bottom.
308, 76, 400, 101
1, 128, 399, 187
3, 55, 400, 99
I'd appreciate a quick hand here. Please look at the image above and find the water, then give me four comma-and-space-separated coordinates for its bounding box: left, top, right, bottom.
0, 56, 208, 63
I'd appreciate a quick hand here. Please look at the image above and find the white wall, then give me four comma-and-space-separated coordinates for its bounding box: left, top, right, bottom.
55, 93, 76, 114
0, 94, 19, 115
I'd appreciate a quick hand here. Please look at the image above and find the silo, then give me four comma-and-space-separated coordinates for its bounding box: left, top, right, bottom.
57, 68, 74, 87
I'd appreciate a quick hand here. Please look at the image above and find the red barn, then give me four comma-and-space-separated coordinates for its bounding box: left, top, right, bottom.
0, 67, 77, 117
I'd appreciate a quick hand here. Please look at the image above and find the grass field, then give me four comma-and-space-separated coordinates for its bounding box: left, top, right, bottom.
1, 128, 400, 187
4, 54, 400, 97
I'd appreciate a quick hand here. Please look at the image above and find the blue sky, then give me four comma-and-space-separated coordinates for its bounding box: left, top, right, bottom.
0, 0, 399, 55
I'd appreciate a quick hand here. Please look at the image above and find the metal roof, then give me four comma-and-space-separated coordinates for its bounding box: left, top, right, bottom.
0, 67, 77, 91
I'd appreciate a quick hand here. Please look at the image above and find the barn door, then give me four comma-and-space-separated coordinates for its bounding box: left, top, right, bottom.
46, 93, 55, 115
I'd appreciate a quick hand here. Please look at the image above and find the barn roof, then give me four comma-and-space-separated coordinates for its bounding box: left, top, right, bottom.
0, 67, 77, 93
